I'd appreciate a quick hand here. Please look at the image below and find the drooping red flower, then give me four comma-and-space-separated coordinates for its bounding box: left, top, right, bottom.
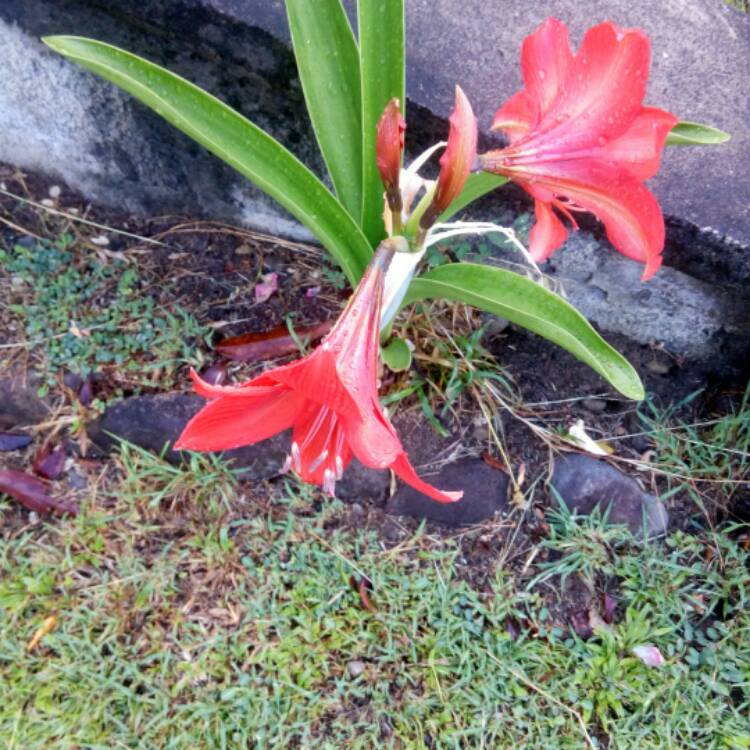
376, 98, 406, 213
175, 241, 461, 504
479, 18, 678, 280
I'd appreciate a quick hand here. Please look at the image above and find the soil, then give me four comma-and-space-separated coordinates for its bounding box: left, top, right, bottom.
2, 161, 748, 637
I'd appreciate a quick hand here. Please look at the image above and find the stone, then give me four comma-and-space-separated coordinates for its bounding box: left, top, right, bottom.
550, 453, 669, 538
386, 457, 509, 527
346, 660, 365, 678
86, 392, 390, 498
0, 369, 50, 428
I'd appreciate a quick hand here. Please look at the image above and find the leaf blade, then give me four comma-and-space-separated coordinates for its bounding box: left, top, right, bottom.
404, 263, 644, 399
285, 0, 363, 220
358, 0, 405, 246
43, 35, 372, 285
666, 120, 731, 146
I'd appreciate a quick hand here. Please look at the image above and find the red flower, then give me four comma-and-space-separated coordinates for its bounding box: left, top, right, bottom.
422, 85, 478, 228
480, 18, 677, 280
175, 241, 461, 504
376, 98, 406, 213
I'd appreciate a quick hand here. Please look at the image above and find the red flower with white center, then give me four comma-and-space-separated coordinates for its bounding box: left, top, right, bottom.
175, 240, 461, 503
479, 18, 678, 280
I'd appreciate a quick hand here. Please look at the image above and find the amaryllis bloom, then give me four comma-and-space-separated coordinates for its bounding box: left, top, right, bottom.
421, 85, 478, 229
479, 18, 678, 280
376, 98, 406, 214
175, 240, 461, 504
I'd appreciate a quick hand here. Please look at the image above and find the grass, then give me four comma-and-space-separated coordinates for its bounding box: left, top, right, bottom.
1, 441, 749, 749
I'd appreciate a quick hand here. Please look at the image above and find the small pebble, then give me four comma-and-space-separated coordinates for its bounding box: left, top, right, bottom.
40, 198, 55, 207
582, 397, 607, 414
90, 234, 110, 246
646, 359, 670, 375
347, 660, 365, 678
48, 185, 61, 199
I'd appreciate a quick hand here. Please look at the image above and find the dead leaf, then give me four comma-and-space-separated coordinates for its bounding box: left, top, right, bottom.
0, 433, 32, 452
571, 609, 594, 640
200, 362, 228, 386
349, 575, 377, 614
0, 470, 78, 515
27, 614, 57, 652
482, 452, 506, 471
601, 592, 617, 624
33, 443, 67, 480
216, 321, 332, 363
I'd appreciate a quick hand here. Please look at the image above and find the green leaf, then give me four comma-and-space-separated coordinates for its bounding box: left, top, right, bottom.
285, 0, 363, 220
404, 263, 645, 400
438, 173, 509, 223
358, 0, 405, 247
381, 337, 412, 371
43, 36, 371, 285
666, 120, 730, 146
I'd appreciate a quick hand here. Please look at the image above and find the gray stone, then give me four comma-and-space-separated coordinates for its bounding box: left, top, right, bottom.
0, 369, 49, 429
550, 453, 668, 537
386, 457, 509, 526
87, 393, 289, 476
346, 660, 366, 678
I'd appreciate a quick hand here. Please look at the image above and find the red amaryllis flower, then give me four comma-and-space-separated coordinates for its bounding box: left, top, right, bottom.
175, 241, 461, 504
376, 98, 406, 213
422, 85, 478, 229
479, 18, 677, 280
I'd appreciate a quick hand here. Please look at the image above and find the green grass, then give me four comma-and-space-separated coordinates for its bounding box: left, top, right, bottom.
1, 443, 748, 749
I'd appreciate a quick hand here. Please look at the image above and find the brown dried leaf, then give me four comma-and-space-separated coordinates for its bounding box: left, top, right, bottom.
0, 470, 78, 516
216, 321, 332, 363
33, 443, 67, 480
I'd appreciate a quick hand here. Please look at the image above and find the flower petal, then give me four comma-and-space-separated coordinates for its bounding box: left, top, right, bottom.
290, 402, 352, 484
342, 400, 404, 468
529, 199, 568, 261
537, 22, 651, 151
175, 384, 303, 451
523, 158, 665, 278
424, 86, 478, 225
588, 106, 678, 181
376, 98, 406, 208
520, 17, 573, 118
492, 89, 539, 143
390, 453, 463, 504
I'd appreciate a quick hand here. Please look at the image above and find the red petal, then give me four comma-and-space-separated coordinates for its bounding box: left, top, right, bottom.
520, 17, 573, 119
376, 98, 406, 201
390, 454, 463, 504
290, 403, 352, 484
526, 159, 665, 279
492, 90, 539, 143
342, 400, 403, 469
529, 199, 568, 261
535, 22, 651, 152
431, 86, 478, 216
589, 106, 678, 181
175, 384, 303, 451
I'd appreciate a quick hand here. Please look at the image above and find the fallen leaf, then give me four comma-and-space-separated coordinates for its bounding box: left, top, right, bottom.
33, 443, 67, 480
216, 321, 332, 363
0, 470, 78, 515
482, 452, 506, 471
254, 272, 278, 303
567, 419, 612, 456
200, 362, 228, 386
27, 614, 57, 652
632, 644, 664, 667
78, 377, 94, 406
305, 286, 321, 298
0, 433, 32, 452
349, 575, 377, 614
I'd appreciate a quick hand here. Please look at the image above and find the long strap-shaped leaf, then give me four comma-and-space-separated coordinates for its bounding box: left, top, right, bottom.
404, 263, 644, 400
285, 0, 363, 221
358, 0, 405, 247
43, 36, 372, 285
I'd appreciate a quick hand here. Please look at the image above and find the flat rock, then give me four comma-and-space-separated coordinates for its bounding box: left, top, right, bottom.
87, 392, 390, 498
0, 369, 50, 429
386, 457, 509, 526
550, 453, 668, 538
